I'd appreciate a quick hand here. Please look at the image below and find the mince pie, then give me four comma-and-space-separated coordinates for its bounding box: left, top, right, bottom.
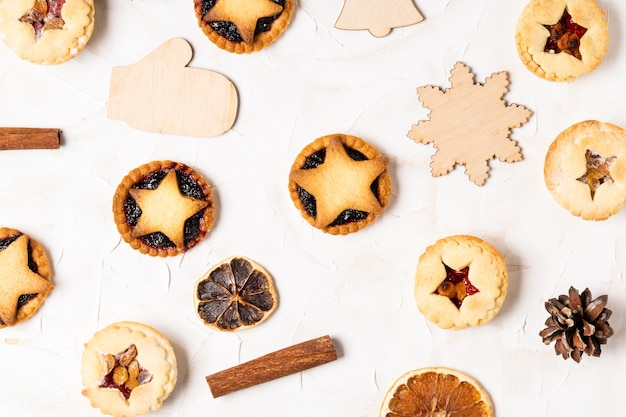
515, 0, 608, 82
0, 227, 53, 328
544, 120, 626, 220
288, 133, 391, 235
193, 0, 295, 54
0, 0, 95, 64
112, 160, 215, 257
81, 321, 177, 417
195, 256, 278, 331
414, 235, 508, 330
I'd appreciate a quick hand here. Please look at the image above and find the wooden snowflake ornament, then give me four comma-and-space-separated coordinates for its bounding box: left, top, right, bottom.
407, 62, 532, 186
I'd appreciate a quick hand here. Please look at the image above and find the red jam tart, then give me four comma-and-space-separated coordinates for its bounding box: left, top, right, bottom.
193, 0, 295, 54
112, 160, 215, 257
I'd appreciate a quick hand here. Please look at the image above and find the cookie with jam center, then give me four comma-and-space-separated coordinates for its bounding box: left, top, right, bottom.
0, 0, 95, 64
544, 120, 626, 220
112, 160, 215, 257
515, 0, 608, 82
81, 321, 177, 417
193, 0, 295, 54
414, 235, 508, 330
0, 227, 53, 328
288, 133, 391, 235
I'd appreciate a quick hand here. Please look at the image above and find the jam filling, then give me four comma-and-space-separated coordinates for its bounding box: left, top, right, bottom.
19, 0, 66, 40
576, 149, 616, 200
124, 168, 208, 249
435, 265, 479, 308
543, 9, 587, 60
0, 234, 39, 326
298, 145, 382, 226
201, 0, 284, 43
99, 344, 152, 400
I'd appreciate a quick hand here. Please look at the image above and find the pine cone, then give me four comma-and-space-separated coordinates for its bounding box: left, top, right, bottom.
539, 286, 613, 363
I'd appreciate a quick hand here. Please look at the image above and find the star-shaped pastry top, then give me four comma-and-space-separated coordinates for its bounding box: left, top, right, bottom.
0, 235, 54, 326
129, 170, 209, 250
290, 137, 389, 228
203, 0, 283, 44
576, 149, 616, 200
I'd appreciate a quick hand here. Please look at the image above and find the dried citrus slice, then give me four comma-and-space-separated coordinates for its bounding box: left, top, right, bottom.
194, 256, 278, 331
380, 367, 494, 417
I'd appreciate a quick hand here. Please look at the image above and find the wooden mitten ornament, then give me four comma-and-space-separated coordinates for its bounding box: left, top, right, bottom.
407, 62, 532, 186
108, 38, 238, 137
335, 0, 423, 37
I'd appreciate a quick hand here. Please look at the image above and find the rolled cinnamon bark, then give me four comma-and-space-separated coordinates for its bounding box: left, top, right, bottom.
206, 335, 338, 397
0, 127, 60, 150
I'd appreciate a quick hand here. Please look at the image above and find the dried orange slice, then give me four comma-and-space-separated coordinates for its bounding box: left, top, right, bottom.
194, 256, 278, 331
380, 367, 494, 417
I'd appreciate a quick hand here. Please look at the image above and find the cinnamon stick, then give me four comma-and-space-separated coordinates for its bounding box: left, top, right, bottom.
0, 127, 60, 150
206, 335, 338, 398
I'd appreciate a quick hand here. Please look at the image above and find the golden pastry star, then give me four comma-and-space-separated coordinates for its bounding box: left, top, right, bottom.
290, 137, 389, 228
129, 170, 209, 250
0, 235, 53, 326
203, 0, 283, 44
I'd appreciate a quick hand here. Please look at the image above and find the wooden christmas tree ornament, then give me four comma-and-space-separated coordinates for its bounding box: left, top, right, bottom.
335, 0, 423, 37
108, 38, 238, 137
407, 62, 532, 186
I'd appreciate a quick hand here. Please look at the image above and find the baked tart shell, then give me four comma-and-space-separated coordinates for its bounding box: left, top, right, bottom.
112, 160, 215, 257
0, 227, 52, 328
288, 133, 392, 235
193, 0, 295, 54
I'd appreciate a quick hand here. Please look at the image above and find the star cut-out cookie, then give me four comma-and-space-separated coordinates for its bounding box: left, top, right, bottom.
407, 62, 532, 186
544, 120, 626, 220
288, 134, 391, 235
0, 0, 95, 64
515, 0, 608, 82
0, 229, 53, 327
113, 161, 215, 257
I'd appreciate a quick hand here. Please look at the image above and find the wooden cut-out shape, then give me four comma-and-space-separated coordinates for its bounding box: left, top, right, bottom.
108, 38, 238, 137
335, 0, 424, 37
407, 62, 532, 186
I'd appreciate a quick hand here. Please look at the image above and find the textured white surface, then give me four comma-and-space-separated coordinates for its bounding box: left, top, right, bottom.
1, 0, 625, 416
